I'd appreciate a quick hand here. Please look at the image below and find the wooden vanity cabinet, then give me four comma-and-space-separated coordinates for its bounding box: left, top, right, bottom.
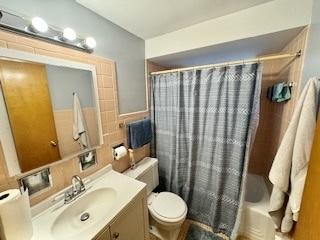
94, 228, 111, 240
93, 189, 149, 240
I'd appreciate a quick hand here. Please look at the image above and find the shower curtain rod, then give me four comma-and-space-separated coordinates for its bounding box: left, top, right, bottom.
150, 50, 302, 75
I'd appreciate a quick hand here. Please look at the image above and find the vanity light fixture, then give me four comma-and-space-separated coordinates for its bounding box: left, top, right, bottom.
0, 10, 96, 53
30, 17, 48, 33
83, 37, 97, 49
62, 27, 77, 41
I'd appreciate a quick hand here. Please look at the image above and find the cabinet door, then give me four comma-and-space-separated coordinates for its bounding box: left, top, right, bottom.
110, 198, 145, 240
94, 227, 111, 240
294, 118, 320, 239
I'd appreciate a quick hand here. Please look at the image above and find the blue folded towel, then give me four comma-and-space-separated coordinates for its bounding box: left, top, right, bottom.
128, 118, 152, 149
267, 82, 291, 102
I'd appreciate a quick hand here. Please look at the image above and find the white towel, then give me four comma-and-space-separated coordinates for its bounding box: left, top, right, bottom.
268, 77, 320, 233
73, 93, 90, 149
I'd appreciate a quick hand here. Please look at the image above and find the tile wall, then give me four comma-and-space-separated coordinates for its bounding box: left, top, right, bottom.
249, 27, 309, 177
0, 27, 309, 206
0, 30, 150, 206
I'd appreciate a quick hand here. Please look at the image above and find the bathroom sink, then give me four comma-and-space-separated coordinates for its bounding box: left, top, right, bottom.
51, 187, 117, 239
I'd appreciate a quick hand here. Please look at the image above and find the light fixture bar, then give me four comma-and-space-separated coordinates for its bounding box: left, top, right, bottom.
0, 10, 96, 53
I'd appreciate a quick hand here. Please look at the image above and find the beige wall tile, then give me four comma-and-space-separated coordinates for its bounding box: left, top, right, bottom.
102, 76, 113, 88
99, 100, 108, 112
249, 27, 308, 177
105, 101, 115, 111
7, 42, 34, 53
100, 63, 113, 76
97, 75, 104, 88
106, 122, 118, 133
105, 88, 115, 101
0, 31, 17, 42
0, 40, 7, 48
0, 29, 150, 206
100, 112, 107, 125
106, 111, 117, 122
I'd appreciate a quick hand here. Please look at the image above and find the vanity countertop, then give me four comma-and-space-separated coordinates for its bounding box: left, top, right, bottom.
31, 165, 146, 240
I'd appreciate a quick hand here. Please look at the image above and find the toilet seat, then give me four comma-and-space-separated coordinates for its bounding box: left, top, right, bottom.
148, 192, 187, 223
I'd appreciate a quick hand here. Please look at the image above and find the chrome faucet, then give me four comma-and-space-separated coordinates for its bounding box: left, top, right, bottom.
72, 175, 85, 194
64, 175, 86, 204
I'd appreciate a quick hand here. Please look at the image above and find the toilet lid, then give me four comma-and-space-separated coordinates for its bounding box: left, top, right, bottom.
151, 192, 186, 219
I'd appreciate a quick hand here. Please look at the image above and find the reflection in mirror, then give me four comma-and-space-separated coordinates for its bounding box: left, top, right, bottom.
46, 65, 99, 158
0, 56, 102, 174
79, 150, 97, 171
19, 168, 52, 195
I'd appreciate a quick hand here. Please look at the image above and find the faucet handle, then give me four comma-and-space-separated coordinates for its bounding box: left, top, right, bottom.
79, 183, 86, 192
64, 191, 73, 204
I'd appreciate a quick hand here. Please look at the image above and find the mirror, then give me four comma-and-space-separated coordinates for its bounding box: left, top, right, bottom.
0, 49, 103, 175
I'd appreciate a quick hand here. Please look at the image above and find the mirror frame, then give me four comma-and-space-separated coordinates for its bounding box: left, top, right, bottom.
0, 48, 104, 176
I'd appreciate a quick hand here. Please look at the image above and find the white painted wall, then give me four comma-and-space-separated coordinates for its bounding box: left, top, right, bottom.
146, 0, 313, 59
0, 0, 146, 114
302, 0, 320, 86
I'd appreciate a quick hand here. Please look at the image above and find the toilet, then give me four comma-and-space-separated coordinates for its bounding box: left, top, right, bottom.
123, 157, 187, 240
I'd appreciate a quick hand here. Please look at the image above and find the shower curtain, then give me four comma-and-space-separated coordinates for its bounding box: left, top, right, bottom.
151, 63, 262, 239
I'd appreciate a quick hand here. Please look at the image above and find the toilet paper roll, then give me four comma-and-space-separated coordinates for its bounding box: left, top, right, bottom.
114, 146, 127, 160
0, 189, 33, 240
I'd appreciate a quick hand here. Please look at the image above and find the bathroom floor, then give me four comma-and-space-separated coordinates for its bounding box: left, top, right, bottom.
149, 219, 230, 240
149, 219, 250, 240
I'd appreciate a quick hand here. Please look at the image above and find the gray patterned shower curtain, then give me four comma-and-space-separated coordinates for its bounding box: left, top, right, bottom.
151, 63, 262, 239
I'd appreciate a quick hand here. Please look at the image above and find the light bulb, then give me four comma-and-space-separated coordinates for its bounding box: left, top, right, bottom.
31, 17, 48, 33
84, 37, 96, 49
63, 28, 76, 41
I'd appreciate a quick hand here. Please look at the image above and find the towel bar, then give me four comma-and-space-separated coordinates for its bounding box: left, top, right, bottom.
118, 117, 149, 129
288, 81, 296, 87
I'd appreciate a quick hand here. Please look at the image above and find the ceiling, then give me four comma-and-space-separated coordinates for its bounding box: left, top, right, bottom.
76, 0, 274, 39
149, 27, 303, 68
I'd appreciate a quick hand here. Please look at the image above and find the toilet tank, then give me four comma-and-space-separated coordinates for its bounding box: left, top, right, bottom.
123, 157, 159, 195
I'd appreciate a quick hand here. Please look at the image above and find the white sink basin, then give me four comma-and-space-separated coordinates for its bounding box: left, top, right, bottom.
51, 187, 117, 239
32, 167, 146, 240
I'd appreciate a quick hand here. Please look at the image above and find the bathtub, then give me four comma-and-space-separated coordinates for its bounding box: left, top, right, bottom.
239, 174, 276, 240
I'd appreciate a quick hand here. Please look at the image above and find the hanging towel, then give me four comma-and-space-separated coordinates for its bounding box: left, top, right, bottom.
268, 77, 320, 233
73, 93, 90, 149
128, 118, 152, 149
267, 82, 291, 102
